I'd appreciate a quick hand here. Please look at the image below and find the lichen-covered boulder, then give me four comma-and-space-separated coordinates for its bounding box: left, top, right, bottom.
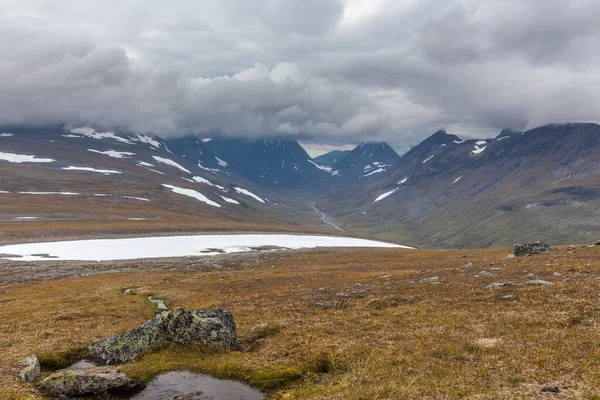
513, 241, 550, 256
18, 355, 41, 383
89, 308, 239, 365
38, 366, 136, 396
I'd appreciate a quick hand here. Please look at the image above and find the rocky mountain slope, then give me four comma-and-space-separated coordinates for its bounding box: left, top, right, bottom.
0, 126, 324, 240
205, 138, 333, 189
4, 123, 600, 248
329, 142, 401, 182
313, 150, 351, 166
318, 123, 600, 247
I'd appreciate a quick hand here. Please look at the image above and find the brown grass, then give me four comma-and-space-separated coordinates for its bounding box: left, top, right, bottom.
2, 246, 600, 399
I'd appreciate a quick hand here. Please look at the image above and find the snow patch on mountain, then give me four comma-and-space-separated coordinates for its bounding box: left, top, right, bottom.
307, 159, 335, 174
220, 196, 240, 204
88, 149, 135, 159
215, 157, 228, 167
375, 188, 399, 202
153, 156, 191, 174
472, 141, 487, 154
134, 134, 161, 148
162, 184, 220, 207
423, 155, 434, 163
62, 166, 122, 175
0, 151, 55, 163
234, 187, 266, 203
70, 127, 134, 144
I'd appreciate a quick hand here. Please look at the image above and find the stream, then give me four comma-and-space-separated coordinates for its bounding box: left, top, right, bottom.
311, 202, 344, 231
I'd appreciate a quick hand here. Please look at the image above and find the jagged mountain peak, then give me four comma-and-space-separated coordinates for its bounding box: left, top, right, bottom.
204, 137, 329, 188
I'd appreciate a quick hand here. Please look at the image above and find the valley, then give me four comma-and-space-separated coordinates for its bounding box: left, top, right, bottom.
3, 123, 600, 248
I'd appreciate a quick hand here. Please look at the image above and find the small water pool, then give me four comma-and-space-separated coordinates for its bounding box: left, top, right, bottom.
130, 370, 265, 400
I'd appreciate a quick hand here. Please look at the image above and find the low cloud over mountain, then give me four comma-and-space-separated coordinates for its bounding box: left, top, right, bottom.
1, 0, 600, 148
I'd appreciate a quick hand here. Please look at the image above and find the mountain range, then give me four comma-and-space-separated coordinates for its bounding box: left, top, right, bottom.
2, 123, 600, 248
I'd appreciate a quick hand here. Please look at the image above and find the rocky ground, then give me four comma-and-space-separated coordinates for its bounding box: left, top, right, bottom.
2, 244, 600, 399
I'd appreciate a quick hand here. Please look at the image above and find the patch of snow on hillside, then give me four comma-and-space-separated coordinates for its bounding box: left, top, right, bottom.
215, 157, 228, 167
20, 191, 80, 196
62, 134, 81, 138
153, 156, 191, 174
88, 149, 135, 159
162, 184, 220, 207
0, 234, 412, 261
198, 162, 221, 173
452, 176, 462, 184
0, 133, 14, 137
0, 151, 55, 163
192, 176, 226, 190
134, 134, 161, 148
363, 168, 385, 177
122, 196, 151, 202
234, 187, 266, 203
137, 161, 154, 167
423, 155, 434, 163
307, 159, 332, 172
375, 188, 399, 202
70, 127, 134, 144
63, 166, 122, 175
398, 177, 408, 184
0, 190, 10, 194
496, 136, 510, 141
472, 141, 487, 154
220, 196, 240, 205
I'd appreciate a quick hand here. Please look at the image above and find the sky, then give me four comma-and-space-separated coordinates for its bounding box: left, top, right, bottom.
1, 0, 599, 153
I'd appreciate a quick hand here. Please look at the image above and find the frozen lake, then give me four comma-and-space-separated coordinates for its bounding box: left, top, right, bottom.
0, 234, 413, 261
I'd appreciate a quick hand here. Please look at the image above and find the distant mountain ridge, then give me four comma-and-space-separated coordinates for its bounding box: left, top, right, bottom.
330, 142, 401, 181
4, 123, 600, 248
204, 138, 333, 189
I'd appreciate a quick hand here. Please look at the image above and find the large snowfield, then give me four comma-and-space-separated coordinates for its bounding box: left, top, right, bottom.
0, 234, 413, 261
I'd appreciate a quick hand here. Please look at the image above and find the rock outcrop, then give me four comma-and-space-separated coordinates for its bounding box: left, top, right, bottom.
18, 355, 40, 383
89, 308, 239, 365
513, 241, 550, 256
38, 366, 136, 396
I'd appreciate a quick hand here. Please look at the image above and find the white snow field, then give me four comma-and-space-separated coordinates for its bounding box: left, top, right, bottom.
0, 151, 55, 163
0, 234, 413, 261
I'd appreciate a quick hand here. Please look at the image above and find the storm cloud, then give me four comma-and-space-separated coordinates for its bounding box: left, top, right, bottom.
1, 0, 599, 148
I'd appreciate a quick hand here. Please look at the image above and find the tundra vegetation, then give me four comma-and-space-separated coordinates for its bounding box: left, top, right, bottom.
2, 246, 600, 399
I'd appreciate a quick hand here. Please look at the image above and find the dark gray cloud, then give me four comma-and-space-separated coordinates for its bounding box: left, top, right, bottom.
0, 0, 599, 149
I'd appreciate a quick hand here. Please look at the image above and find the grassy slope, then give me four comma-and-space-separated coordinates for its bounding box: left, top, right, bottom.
3, 246, 600, 399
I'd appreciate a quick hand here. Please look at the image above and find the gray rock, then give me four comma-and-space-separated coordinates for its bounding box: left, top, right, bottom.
89, 308, 239, 365
476, 271, 492, 277
462, 262, 473, 268
527, 279, 554, 286
513, 241, 550, 256
315, 301, 344, 309
18, 355, 40, 383
553, 272, 563, 277
38, 366, 136, 396
524, 273, 539, 280
486, 281, 515, 289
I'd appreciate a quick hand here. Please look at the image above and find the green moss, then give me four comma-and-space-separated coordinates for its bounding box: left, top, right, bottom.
37, 346, 89, 370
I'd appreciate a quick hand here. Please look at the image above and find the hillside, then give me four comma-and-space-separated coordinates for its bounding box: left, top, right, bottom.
320, 123, 600, 247
0, 126, 327, 242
